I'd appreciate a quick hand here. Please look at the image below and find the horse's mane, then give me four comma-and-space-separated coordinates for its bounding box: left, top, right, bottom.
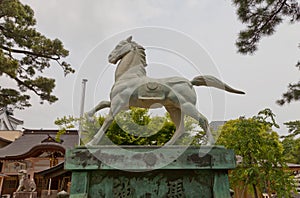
130, 41, 146, 66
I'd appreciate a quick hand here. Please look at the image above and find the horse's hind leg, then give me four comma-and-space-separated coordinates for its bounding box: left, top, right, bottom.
164, 107, 184, 145
181, 103, 215, 145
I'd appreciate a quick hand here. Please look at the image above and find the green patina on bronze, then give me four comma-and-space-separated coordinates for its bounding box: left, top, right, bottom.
65, 146, 235, 198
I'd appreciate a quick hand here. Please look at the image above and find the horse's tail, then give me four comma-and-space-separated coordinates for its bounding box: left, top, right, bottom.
191, 75, 245, 94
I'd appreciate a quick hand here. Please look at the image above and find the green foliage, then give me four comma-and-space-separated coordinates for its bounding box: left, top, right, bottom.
54, 115, 79, 142
55, 108, 204, 146
284, 120, 300, 137
277, 63, 300, 105
255, 108, 280, 128
83, 108, 176, 145
282, 137, 300, 164
0, 0, 74, 109
217, 109, 295, 197
281, 121, 300, 163
277, 79, 300, 105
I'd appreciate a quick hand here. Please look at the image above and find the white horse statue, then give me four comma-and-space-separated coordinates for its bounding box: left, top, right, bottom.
86, 36, 244, 146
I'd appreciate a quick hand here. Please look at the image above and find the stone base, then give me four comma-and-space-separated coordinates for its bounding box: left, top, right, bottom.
13, 192, 37, 198
65, 146, 236, 198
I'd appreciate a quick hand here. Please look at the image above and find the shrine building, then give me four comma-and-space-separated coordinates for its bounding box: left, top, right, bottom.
0, 108, 78, 197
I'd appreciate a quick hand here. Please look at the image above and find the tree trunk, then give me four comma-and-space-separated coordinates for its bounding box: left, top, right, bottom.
253, 184, 259, 198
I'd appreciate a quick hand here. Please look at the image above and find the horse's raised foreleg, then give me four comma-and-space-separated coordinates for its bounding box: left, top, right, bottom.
164, 107, 184, 145
86, 95, 128, 146
181, 103, 215, 145
86, 100, 111, 117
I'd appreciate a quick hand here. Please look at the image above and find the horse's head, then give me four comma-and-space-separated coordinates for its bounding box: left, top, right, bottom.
108, 36, 145, 64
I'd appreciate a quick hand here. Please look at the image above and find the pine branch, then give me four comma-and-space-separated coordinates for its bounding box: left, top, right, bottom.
256, 0, 287, 33
1, 45, 60, 60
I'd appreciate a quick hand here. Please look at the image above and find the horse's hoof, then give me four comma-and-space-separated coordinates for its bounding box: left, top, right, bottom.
206, 140, 215, 146
85, 141, 94, 147
85, 113, 95, 122
164, 141, 173, 146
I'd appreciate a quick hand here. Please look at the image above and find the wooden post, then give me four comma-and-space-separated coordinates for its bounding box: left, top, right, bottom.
0, 176, 3, 195
48, 178, 52, 195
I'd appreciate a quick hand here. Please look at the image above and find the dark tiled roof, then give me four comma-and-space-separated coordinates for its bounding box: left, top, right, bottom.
0, 129, 78, 160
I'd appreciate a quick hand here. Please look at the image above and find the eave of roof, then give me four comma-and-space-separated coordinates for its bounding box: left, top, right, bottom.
22, 128, 78, 134
0, 108, 23, 129
0, 136, 12, 144
36, 162, 67, 178
8, 115, 23, 125
1, 143, 66, 160
0, 129, 78, 160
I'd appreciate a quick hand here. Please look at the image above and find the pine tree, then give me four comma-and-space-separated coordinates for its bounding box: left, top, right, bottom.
232, 0, 300, 104
0, 0, 74, 109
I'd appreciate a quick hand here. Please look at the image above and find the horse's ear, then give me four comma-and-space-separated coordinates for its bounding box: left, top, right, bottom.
126, 36, 132, 42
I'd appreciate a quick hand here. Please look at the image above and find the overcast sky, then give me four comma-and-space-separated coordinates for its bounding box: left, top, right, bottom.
15, 0, 299, 135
